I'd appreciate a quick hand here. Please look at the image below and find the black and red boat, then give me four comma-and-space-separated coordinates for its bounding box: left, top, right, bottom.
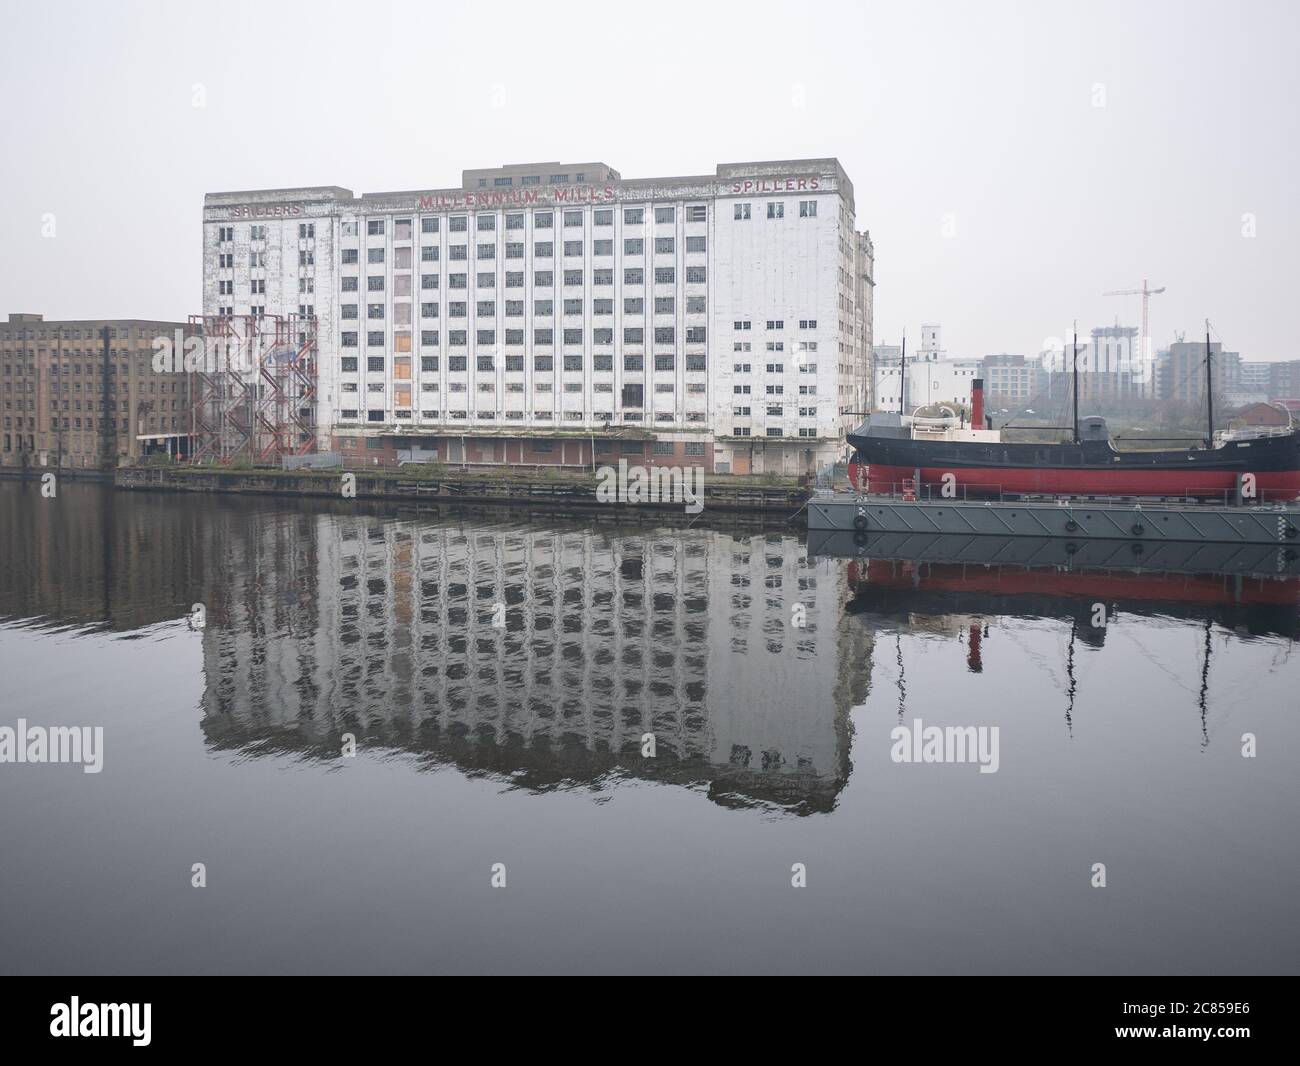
849, 329, 1300, 501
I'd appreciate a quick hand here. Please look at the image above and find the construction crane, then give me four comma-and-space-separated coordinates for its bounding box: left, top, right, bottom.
1102, 278, 1166, 363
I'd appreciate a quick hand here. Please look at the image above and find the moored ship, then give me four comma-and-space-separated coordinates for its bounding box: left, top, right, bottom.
849, 328, 1300, 502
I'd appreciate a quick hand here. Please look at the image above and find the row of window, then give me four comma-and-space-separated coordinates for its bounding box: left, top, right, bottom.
733, 342, 818, 353
330, 409, 814, 436
733, 362, 819, 374
3, 428, 153, 451
347, 206, 705, 237
336, 265, 708, 288
340, 354, 709, 372
336, 237, 708, 262
732, 200, 817, 220
347, 382, 706, 395
732, 385, 820, 395
732, 406, 821, 417
341, 291, 708, 317
3, 361, 163, 378
340, 325, 708, 344
338, 410, 709, 424
337, 436, 704, 463
231, 266, 714, 299
733, 319, 818, 330
0, 327, 151, 342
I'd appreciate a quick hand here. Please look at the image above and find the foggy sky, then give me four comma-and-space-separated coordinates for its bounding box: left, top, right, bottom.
2, 0, 1297, 360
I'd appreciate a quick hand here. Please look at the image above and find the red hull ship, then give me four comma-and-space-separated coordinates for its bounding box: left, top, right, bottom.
848, 431, 1300, 500
850, 333, 1300, 502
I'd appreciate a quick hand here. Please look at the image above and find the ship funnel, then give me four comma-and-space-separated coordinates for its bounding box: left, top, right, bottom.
967, 624, 984, 673
970, 378, 985, 430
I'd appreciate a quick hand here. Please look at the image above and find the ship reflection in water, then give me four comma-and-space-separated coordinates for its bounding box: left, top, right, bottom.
811, 530, 1300, 640
812, 528, 1300, 745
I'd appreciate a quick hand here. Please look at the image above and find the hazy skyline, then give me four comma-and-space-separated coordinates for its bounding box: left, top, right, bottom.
2, 0, 1297, 360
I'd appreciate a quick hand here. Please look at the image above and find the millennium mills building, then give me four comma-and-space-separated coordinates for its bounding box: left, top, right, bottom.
202, 159, 874, 474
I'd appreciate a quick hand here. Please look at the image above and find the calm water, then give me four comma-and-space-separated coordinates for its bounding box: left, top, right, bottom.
1, 480, 1297, 975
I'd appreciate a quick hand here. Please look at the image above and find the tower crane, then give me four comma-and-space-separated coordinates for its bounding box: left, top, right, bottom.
1102, 279, 1166, 363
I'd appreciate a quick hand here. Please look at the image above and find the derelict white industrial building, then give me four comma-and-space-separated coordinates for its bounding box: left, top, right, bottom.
202, 158, 873, 473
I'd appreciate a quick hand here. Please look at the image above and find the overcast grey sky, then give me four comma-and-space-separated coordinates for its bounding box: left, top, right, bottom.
2, 0, 1297, 359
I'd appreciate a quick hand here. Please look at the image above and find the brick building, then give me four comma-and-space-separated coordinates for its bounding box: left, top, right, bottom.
1, 313, 193, 469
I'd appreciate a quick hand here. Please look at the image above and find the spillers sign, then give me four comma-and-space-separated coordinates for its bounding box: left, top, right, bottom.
728, 176, 822, 194
226, 203, 304, 218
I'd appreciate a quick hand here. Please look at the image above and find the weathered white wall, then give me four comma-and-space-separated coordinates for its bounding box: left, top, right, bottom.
202, 162, 873, 469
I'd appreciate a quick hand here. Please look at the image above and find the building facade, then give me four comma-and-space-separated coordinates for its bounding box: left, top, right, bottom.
982, 353, 1046, 407
1267, 359, 1300, 401
1, 313, 192, 469
1079, 325, 1152, 402
1237, 360, 1272, 395
873, 327, 980, 413
202, 159, 874, 475
1159, 339, 1227, 405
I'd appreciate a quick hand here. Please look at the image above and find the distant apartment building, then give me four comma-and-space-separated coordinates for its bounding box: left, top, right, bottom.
1035, 326, 1157, 411
1268, 359, 1300, 400
1197, 357, 1300, 410
1074, 325, 1153, 404
201, 159, 874, 475
1158, 339, 1229, 405
1084, 325, 1140, 375
1237, 360, 1272, 395
982, 354, 1046, 406
0, 313, 192, 469
1219, 354, 1266, 407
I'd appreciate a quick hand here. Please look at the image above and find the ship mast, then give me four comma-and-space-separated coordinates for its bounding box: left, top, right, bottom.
1204, 319, 1214, 448
899, 331, 907, 416
1071, 322, 1080, 444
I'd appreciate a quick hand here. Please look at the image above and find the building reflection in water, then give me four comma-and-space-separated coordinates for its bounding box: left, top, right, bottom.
0, 484, 873, 813
15, 485, 1295, 809
0, 480, 205, 632
190, 505, 872, 815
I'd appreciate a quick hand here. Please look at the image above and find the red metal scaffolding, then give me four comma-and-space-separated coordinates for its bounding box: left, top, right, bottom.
188, 313, 318, 465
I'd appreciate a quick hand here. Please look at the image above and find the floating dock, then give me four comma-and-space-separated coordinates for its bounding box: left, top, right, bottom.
808, 530, 1300, 577
806, 494, 1300, 547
